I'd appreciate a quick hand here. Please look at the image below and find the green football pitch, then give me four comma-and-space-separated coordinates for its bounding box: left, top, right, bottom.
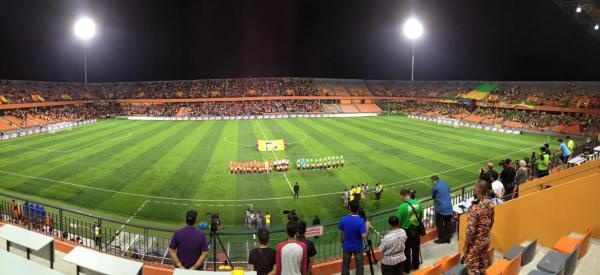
0, 116, 550, 230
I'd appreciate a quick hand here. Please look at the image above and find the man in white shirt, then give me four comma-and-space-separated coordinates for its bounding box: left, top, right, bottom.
491, 173, 505, 200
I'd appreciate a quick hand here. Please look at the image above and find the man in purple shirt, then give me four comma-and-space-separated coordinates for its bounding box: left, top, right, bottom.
169, 210, 209, 269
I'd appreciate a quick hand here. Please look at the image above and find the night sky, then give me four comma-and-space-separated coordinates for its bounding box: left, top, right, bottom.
1, 0, 600, 82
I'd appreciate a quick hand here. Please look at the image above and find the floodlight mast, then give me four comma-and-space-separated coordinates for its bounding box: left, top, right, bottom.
403, 18, 423, 81
74, 17, 96, 85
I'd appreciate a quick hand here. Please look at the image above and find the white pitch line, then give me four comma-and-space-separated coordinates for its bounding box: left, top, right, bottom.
119, 199, 149, 230
0, 144, 539, 202
256, 120, 295, 194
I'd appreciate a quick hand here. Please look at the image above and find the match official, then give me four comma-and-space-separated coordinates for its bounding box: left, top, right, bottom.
293, 182, 300, 199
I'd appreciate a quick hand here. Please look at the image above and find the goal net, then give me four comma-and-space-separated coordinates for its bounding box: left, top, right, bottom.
48, 122, 73, 134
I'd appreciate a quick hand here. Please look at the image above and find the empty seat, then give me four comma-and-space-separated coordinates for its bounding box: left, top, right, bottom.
434, 253, 461, 273
413, 264, 443, 275
537, 247, 579, 275
504, 239, 537, 266
485, 252, 521, 275
528, 270, 562, 275
444, 264, 467, 275
553, 227, 591, 259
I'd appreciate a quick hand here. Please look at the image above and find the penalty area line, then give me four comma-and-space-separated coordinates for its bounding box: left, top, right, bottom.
256, 120, 295, 195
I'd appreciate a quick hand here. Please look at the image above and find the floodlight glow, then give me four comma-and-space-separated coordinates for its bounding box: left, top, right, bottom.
403, 18, 423, 40
576, 6, 582, 13
595, 24, 599, 30
74, 17, 96, 40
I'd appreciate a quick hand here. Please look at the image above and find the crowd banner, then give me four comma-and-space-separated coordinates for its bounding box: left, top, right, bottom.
257, 139, 286, 151
0, 119, 97, 140
407, 114, 521, 135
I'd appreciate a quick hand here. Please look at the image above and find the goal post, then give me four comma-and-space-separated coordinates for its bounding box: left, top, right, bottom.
48, 122, 73, 134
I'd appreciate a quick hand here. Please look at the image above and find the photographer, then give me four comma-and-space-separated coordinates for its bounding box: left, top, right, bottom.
499, 159, 516, 200
396, 189, 424, 273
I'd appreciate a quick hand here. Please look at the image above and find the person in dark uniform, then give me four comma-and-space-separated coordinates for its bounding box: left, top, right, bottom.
293, 182, 300, 199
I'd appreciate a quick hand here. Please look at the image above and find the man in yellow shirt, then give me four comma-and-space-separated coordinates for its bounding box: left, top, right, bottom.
265, 212, 271, 229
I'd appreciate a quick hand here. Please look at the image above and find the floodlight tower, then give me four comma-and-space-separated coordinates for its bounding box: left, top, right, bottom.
73, 17, 96, 84
402, 18, 423, 81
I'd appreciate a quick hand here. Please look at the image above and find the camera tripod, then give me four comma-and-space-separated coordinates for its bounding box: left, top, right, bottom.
363, 235, 377, 275
207, 229, 233, 271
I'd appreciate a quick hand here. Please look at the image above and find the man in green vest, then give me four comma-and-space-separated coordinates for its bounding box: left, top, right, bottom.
537, 147, 550, 178
396, 189, 424, 273
566, 136, 575, 153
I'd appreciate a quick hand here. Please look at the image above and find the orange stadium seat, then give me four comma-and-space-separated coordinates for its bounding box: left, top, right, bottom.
485, 252, 521, 275
433, 253, 461, 273
553, 227, 592, 259
413, 264, 443, 275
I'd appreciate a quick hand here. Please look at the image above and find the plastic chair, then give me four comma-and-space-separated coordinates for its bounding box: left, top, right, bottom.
537, 246, 580, 275
553, 227, 591, 259
504, 239, 537, 266
444, 264, 468, 275
434, 253, 461, 272
413, 264, 443, 275
485, 253, 522, 275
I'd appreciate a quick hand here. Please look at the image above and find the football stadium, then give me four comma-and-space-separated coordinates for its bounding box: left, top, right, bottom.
0, 1, 600, 275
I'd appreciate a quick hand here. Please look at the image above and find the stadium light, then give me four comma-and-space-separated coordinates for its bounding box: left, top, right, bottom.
595, 24, 599, 31
73, 17, 96, 85
74, 17, 96, 40
402, 18, 424, 81
576, 6, 582, 13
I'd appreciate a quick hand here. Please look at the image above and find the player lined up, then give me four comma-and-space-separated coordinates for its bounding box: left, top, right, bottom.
342, 182, 384, 208
228, 159, 289, 174
296, 155, 344, 171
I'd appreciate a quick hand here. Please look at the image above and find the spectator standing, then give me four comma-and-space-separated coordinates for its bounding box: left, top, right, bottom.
248, 228, 276, 275
431, 175, 453, 244
339, 201, 367, 275
566, 136, 575, 153
558, 139, 571, 164
379, 216, 407, 275
499, 159, 516, 200
276, 222, 307, 275
296, 221, 317, 274
490, 172, 504, 201
514, 160, 528, 198
537, 147, 550, 178
169, 210, 209, 270
396, 189, 423, 273
463, 180, 495, 274
481, 163, 497, 183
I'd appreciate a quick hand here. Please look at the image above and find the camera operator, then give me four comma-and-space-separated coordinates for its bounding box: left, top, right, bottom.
396, 189, 424, 273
